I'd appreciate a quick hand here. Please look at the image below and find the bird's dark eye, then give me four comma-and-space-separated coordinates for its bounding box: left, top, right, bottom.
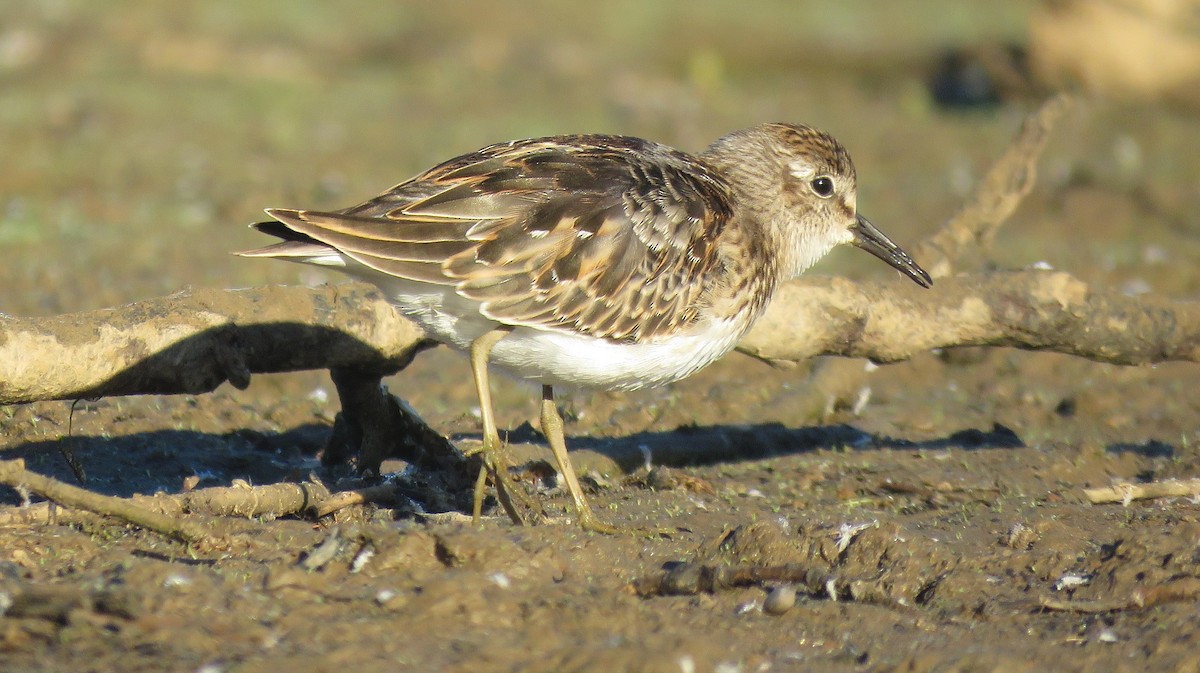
810, 176, 835, 198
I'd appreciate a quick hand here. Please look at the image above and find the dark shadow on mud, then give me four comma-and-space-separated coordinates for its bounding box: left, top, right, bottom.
6, 417, 1173, 511
1106, 440, 1175, 458
1, 418, 1029, 507
0, 424, 328, 504
479, 420, 1027, 474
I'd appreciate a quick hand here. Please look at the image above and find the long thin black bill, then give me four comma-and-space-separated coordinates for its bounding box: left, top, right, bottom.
850, 214, 932, 288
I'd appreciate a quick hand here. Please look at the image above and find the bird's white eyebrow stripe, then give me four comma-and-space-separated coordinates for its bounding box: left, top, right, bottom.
789, 160, 816, 179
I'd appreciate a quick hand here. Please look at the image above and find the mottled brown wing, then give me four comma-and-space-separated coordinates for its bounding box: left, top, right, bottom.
270, 135, 736, 342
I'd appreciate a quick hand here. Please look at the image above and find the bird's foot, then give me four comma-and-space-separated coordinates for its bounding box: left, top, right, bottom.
575, 507, 620, 535
466, 437, 544, 526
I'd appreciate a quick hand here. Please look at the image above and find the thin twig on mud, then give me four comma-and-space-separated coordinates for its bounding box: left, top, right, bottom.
176, 479, 332, 517
634, 561, 827, 597
0, 467, 451, 534
1082, 478, 1200, 504
632, 560, 923, 615
0, 458, 212, 543
0, 476, 332, 529
309, 483, 406, 518
1038, 578, 1200, 613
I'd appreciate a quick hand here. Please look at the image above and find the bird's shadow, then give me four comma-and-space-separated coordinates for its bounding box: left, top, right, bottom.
0, 415, 1041, 506
491, 419, 1027, 474
6, 400, 1188, 511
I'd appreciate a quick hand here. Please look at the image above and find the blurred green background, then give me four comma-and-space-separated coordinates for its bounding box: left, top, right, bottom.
1, 1, 1041, 314
3, 1, 1199, 320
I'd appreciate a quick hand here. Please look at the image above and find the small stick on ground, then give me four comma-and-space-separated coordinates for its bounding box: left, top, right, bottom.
0, 477, 331, 528
173, 480, 331, 518
309, 483, 405, 518
1082, 478, 1200, 504
632, 560, 927, 615
633, 561, 828, 597
0, 458, 212, 543
1038, 578, 1200, 613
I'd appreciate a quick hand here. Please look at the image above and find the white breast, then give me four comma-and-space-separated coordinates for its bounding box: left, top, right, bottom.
334, 258, 750, 391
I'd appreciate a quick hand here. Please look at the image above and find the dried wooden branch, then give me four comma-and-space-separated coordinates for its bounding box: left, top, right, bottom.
0, 458, 212, 543
2, 270, 1198, 406
633, 561, 828, 597
1038, 578, 1200, 614
0, 473, 345, 528
0, 284, 431, 405
309, 483, 403, 518
1082, 478, 1200, 505
741, 269, 1200, 365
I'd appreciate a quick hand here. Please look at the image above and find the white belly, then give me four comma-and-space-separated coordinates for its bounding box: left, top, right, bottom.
378, 281, 745, 391
488, 318, 746, 390
318, 258, 747, 390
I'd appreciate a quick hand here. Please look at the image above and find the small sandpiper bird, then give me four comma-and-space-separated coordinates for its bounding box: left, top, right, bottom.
239, 123, 932, 532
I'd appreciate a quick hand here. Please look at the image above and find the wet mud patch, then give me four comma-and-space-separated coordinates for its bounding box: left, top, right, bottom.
3, 358, 1200, 673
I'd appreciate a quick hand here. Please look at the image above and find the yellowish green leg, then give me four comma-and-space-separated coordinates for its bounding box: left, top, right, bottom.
467, 328, 540, 525
540, 385, 618, 534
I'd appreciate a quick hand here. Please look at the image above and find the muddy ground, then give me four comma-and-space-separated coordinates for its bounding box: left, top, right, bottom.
3, 3, 1200, 672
